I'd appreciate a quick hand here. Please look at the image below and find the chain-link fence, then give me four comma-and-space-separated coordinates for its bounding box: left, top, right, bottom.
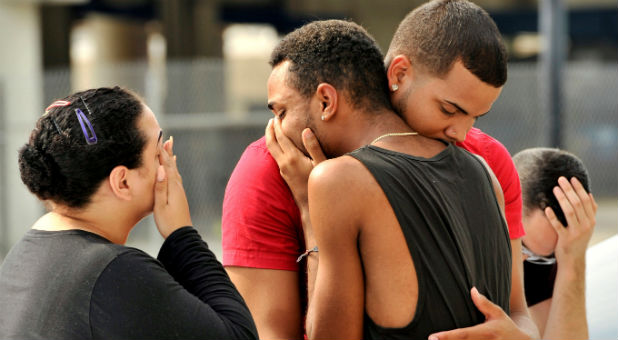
0, 81, 7, 259
11, 58, 616, 255
475, 61, 618, 198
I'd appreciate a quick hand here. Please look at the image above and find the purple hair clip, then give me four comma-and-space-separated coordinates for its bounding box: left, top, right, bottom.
75, 108, 97, 145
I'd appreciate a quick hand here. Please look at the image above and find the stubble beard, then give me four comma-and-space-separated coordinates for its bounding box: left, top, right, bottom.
305, 112, 335, 159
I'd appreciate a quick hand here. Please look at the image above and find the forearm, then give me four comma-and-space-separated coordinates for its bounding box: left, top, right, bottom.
510, 239, 541, 339
509, 309, 540, 339
543, 258, 588, 339
297, 200, 319, 300
158, 227, 258, 339
300, 199, 320, 337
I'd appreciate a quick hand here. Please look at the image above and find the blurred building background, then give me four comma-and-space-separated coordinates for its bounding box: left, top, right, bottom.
0, 0, 616, 264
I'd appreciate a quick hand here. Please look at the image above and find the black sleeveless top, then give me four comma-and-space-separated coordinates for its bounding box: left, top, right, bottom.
349, 144, 512, 340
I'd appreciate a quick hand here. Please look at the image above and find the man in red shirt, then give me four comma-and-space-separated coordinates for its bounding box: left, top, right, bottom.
223, 1, 534, 338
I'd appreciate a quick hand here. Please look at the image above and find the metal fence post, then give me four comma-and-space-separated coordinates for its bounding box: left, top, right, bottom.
539, 0, 568, 148
0, 81, 6, 260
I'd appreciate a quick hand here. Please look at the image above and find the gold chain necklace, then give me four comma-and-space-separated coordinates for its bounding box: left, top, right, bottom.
370, 131, 418, 145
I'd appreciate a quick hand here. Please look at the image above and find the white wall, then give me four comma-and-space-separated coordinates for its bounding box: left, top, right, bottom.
0, 2, 44, 257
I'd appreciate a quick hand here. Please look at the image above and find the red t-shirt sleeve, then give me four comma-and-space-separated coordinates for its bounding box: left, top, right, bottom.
221, 137, 303, 271
458, 128, 525, 239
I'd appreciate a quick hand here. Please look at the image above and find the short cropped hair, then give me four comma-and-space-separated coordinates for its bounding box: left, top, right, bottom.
19, 87, 146, 209
269, 19, 392, 113
386, 0, 507, 87
513, 148, 591, 227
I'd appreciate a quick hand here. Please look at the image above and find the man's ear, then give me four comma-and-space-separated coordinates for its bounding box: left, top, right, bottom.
387, 54, 413, 91
316, 83, 338, 121
108, 165, 132, 201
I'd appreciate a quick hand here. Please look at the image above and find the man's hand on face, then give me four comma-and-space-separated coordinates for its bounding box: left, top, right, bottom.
265, 117, 326, 208
428, 287, 532, 340
545, 176, 597, 265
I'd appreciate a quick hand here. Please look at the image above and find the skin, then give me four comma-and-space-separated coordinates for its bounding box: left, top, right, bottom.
225, 61, 319, 340
523, 209, 559, 257
227, 61, 391, 339
264, 57, 540, 339
523, 177, 597, 340
386, 57, 501, 144
265, 61, 515, 339
32, 104, 192, 244
384, 55, 538, 340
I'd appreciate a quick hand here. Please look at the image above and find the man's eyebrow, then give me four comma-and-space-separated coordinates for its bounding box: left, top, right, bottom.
445, 100, 469, 115
477, 110, 491, 118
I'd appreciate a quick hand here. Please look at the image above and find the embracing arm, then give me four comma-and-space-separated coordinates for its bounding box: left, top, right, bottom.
226, 267, 303, 339
509, 239, 540, 339
266, 117, 327, 245
222, 125, 320, 338
265, 117, 327, 303
483, 155, 539, 338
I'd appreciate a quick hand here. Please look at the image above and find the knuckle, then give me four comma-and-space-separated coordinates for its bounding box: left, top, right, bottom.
486, 329, 499, 338
563, 206, 575, 217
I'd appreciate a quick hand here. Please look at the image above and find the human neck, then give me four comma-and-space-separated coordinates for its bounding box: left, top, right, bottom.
34, 205, 132, 244
355, 110, 414, 147
352, 110, 445, 158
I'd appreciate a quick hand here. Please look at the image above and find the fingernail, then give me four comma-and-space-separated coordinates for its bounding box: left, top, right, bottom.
428, 336, 439, 340
471, 286, 479, 297
157, 165, 165, 182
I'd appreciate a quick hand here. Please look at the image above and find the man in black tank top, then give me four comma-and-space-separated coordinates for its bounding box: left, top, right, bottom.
264, 20, 533, 339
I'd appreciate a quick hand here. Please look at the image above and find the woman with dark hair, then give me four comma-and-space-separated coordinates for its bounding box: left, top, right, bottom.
0, 87, 257, 339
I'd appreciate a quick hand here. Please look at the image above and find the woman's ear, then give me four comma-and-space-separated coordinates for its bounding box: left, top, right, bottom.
387, 54, 413, 92
316, 83, 338, 121
108, 166, 132, 201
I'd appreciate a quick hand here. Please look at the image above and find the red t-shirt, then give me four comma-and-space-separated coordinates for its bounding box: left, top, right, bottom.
457, 127, 525, 239
222, 137, 303, 270
222, 129, 524, 270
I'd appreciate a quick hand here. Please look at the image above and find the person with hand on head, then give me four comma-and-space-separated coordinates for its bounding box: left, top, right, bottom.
513, 147, 596, 340
266, 19, 516, 340
0, 87, 257, 340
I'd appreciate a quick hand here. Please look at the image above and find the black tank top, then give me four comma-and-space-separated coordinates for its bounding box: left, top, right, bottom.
349, 144, 512, 339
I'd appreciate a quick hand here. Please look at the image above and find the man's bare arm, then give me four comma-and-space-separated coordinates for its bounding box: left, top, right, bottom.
305, 159, 365, 339
509, 239, 540, 338
540, 176, 596, 339
266, 118, 327, 301
226, 267, 302, 339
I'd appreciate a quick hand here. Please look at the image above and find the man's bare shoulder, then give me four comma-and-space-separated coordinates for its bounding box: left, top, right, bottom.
308, 155, 381, 241
310, 155, 374, 190
308, 155, 381, 216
